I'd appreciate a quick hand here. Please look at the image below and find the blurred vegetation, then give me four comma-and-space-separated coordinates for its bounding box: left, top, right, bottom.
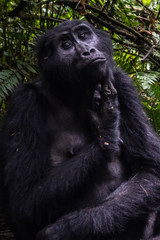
0, 0, 160, 133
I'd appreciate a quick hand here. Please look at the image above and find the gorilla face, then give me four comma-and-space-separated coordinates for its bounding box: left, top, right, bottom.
55, 23, 107, 76
38, 21, 113, 88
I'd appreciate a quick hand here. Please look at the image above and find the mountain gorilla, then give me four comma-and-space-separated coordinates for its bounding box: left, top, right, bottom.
2, 20, 160, 240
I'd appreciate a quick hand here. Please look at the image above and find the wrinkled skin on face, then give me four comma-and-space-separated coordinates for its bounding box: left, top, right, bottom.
37, 21, 114, 89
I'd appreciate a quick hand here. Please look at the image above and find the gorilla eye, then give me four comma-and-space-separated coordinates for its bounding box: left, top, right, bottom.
79, 32, 88, 40
62, 41, 72, 50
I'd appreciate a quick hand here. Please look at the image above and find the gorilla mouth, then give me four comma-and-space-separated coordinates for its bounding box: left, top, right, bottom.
88, 57, 106, 66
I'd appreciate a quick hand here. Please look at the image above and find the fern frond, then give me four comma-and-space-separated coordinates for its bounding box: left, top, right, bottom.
0, 69, 21, 101
134, 71, 160, 98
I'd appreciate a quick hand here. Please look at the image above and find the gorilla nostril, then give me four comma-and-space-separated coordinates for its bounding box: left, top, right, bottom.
82, 51, 90, 56
90, 48, 96, 53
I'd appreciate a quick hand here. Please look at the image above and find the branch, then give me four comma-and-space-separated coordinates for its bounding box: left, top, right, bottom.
86, 13, 136, 41
92, 2, 108, 24
56, 0, 153, 48
53, 0, 160, 67
40, 16, 63, 23
135, 0, 154, 15
139, 48, 160, 67
112, 38, 141, 50
142, 40, 160, 61
113, 38, 160, 67
156, 7, 160, 20
85, 3, 145, 41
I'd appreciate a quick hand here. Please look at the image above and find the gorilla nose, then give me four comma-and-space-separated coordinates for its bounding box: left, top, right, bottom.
81, 48, 96, 57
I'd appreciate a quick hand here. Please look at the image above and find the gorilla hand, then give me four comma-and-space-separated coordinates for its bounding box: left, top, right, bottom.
89, 73, 120, 151
36, 211, 92, 240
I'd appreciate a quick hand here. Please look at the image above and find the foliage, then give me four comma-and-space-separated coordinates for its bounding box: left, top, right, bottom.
133, 71, 160, 133
0, 0, 160, 132
0, 69, 19, 100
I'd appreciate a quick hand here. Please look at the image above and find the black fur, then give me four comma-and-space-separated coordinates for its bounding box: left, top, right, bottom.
1, 20, 160, 240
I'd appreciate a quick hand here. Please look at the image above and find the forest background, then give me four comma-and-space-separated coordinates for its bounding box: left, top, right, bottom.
0, 0, 160, 239
0, 0, 160, 134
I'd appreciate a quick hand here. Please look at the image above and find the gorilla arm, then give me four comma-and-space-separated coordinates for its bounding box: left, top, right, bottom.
36, 70, 160, 240
36, 173, 160, 240
3, 81, 118, 225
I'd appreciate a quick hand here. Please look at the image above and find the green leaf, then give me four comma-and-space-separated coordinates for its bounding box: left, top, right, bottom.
0, 69, 19, 101
142, 0, 152, 6
26, 64, 37, 73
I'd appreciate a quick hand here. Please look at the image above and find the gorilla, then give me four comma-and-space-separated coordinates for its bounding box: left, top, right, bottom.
1, 20, 160, 240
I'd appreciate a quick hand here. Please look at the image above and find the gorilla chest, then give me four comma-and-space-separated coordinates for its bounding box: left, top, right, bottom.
50, 130, 89, 167
48, 110, 91, 167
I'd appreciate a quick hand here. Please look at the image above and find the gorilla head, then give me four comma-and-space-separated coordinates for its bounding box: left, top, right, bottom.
37, 20, 114, 90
